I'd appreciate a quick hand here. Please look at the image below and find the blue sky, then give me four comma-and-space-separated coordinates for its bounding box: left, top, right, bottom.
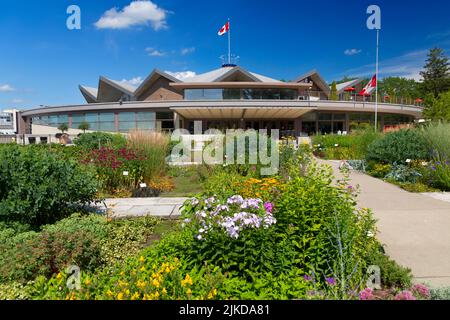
0, 0, 449, 108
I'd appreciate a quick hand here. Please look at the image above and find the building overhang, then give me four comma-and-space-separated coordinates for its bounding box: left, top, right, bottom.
169, 82, 312, 89
170, 106, 314, 120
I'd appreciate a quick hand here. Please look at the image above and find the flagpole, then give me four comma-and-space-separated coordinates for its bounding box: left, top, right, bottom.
228, 18, 231, 65
375, 29, 379, 132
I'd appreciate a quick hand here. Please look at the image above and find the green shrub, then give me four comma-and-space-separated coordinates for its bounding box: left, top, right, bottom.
384, 164, 422, 183
312, 129, 380, 160
367, 246, 412, 289
422, 122, 450, 162
430, 287, 450, 300
0, 214, 160, 284
366, 129, 430, 164
0, 145, 99, 228
275, 162, 378, 293
74, 132, 127, 150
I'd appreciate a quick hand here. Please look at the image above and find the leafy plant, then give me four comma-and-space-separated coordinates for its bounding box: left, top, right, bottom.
366, 129, 430, 164
74, 132, 127, 150
0, 145, 99, 228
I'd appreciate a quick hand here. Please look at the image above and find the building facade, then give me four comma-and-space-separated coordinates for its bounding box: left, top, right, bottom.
18, 65, 423, 140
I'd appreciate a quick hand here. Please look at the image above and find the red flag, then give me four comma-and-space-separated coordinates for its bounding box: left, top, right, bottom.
218, 21, 230, 36
359, 75, 377, 96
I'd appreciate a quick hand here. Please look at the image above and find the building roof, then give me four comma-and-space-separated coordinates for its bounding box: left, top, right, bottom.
134, 69, 180, 98
336, 79, 364, 94
79, 85, 98, 103
187, 66, 282, 83
292, 69, 331, 96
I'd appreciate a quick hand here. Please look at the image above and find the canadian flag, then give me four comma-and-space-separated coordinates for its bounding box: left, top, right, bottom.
218, 21, 230, 36
359, 75, 377, 96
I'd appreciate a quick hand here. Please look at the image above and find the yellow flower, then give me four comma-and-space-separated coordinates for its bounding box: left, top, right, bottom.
152, 279, 160, 288
174, 257, 179, 263
107, 290, 114, 297
139, 256, 145, 263
56, 273, 63, 280
117, 292, 124, 300
165, 267, 171, 274
162, 288, 167, 295
154, 291, 160, 299
187, 288, 192, 295
213, 289, 217, 296
131, 292, 140, 300
140, 266, 146, 272
137, 280, 146, 289
84, 278, 91, 286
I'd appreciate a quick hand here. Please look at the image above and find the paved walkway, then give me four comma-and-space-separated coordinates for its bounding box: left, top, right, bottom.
99, 198, 189, 219
321, 160, 450, 288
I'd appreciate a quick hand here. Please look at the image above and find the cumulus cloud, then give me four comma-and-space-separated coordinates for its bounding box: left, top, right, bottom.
120, 77, 144, 87
181, 47, 196, 55
344, 48, 362, 56
0, 84, 14, 92
165, 71, 197, 81
95, 1, 169, 30
146, 47, 165, 56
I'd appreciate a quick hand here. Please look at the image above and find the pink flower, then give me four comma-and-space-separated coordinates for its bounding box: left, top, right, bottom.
264, 202, 274, 213
394, 290, 416, 300
411, 284, 430, 299
359, 288, 374, 300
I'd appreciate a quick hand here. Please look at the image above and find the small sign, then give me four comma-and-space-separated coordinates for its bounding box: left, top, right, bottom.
123, 171, 129, 176
140, 183, 147, 188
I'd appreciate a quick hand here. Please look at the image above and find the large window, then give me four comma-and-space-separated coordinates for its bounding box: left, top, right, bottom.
184, 88, 298, 100
33, 115, 68, 127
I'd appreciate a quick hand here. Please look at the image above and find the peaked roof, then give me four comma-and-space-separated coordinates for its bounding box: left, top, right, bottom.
335, 79, 364, 94
99, 77, 136, 96
187, 66, 282, 83
134, 69, 181, 98
292, 69, 331, 95
79, 85, 98, 103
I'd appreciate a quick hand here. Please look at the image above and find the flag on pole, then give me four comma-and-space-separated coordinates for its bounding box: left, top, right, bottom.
218, 21, 230, 36
359, 75, 377, 96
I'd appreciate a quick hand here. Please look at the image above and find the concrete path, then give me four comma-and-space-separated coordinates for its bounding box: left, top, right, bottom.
98, 198, 189, 219
321, 160, 450, 288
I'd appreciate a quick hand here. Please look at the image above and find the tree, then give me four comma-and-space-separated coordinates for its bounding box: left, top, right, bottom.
58, 123, 69, 133
78, 121, 90, 133
420, 48, 450, 97
379, 77, 420, 103
330, 81, 338, 101
423, 90, 450, 121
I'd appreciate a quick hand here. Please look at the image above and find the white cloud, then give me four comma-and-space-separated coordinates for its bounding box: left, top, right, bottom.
120, 77, 144, 87
344, 48, 362, 56
11, 99, 24, 104
340, 49, 428, 81
181, 47, 196, 56
0, 84, 14, 92
95, 1, 168, 30
146, 47, 165, 56
165, 71, 197, 81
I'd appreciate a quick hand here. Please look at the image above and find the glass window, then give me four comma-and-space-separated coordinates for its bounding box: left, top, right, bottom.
280, 89, 297, 100
333, 113, 346, 120
137, 112, 156, 121
118, 112, 135, 122
72, 114, 85, 124
99, 122, 115, 132
86, 113, 98, 123
156, 112, 174, 120
203, 89, 222, 100
302, 112, 317, 121
137, 121, 156, 130
184, 89, 204, 100
223, 89, 241, 100
48, 115, 58, 125
99, 113, 115, 122
318, 113, 332, 121
58, 115, 68, 124
119, 122, 136, 132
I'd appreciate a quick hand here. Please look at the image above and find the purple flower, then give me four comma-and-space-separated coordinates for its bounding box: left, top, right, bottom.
359, 288, 374, 301
264, 202, 274, 213
411, 284, 430, 299
325, 277, 336, 286
394, 290, 416, 300
303, 275, 312, 281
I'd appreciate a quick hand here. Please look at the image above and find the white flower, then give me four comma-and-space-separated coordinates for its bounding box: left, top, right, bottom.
367, 231, 375, 238
422, 162, 428, 166
334, 144, 339, 147
406, 159, 412, 163
197, 235, 203, 240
